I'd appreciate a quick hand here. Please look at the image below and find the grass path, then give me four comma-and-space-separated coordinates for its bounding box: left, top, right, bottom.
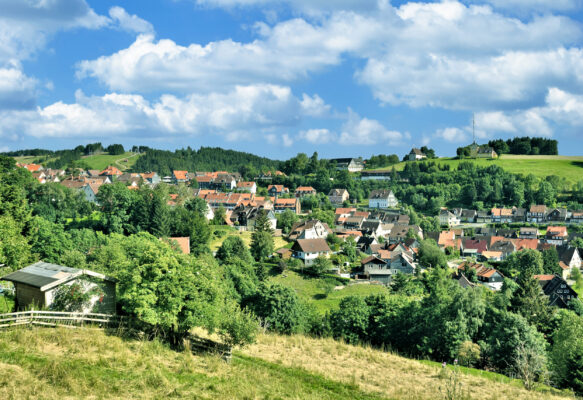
114, 152, 140, 171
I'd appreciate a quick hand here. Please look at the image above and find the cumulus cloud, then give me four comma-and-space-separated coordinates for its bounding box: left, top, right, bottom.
76, 1, 583, 115
298, 128, 336, 144
0, 85, 321, 140
0, 0, 108, 62
266, 133, 293, 146
108, 6, 154, 35
338, 110, 403, 146
0, 62, 37, 110
435, 127, 469, 143
464, 0, 581, 13
191, 0, 381, 14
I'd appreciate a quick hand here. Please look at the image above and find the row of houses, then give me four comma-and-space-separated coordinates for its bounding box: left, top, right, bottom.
439, 205, 583, 226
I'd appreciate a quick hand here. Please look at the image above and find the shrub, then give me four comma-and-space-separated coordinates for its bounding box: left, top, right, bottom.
457, 341, 481, 368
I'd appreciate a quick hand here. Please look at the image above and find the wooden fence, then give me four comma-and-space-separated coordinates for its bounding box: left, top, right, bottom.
0, 310, 232, 361
0, 310, 118, 329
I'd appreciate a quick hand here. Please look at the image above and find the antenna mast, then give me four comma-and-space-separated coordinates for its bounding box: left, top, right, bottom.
472, 113, 476, 145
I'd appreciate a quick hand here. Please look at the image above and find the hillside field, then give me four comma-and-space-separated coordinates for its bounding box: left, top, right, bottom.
376, 155, 583, 185
0, 327, 571, 400
271, 270, 388, 314
79, 152, 141, 171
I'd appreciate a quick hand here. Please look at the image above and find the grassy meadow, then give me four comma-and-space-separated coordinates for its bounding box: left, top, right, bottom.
376, 155, 583, 185
271, 270, 389, 314
209, 226, 288, 252
0, 327, 571, 400
80, 152, 141, 171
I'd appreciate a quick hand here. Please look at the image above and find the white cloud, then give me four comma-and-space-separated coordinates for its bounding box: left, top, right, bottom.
338, 110, 403, 146
0, 85, 319, 140
108, 6, 154, 35
298, 128, 336, 144
0, 0, 108, 62
0, 62, 37, 110
266, 133, 293, 146
191, 0, 382, 15
435, 127, 469, 143
76, 1, 583, 116
464, 0, 581, 13
300, 94, 331, 117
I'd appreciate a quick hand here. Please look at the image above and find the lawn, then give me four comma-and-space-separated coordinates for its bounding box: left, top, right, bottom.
80, 152, 141, 171
372, 155, 583, 186
271, 270, 389, 314
209, 226, 289, 252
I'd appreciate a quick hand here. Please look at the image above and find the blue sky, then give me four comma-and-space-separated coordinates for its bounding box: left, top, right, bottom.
1, 0, 583, 159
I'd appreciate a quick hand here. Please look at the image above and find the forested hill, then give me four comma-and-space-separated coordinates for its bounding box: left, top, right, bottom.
131, 147, 282, 176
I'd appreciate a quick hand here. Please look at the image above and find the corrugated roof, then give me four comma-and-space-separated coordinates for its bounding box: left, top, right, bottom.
2, 261, 80, 288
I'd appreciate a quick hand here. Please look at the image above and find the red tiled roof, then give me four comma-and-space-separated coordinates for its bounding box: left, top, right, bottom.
237, 181, 256, 188
547, 226, 568, 237
173, 170, 188, 180
100, 166, 122, 176
295, 186, 316, 192
533, 274, 555, 281
335, 208, 356, 215
530, 205, 547, 213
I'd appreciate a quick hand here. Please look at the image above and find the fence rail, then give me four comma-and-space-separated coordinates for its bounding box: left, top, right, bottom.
0, 310, 118, 328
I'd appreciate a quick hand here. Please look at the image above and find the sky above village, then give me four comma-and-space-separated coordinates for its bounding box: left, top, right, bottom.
1, 0, 583, 159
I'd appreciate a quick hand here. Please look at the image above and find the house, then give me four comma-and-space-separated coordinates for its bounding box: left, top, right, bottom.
292, 239, 331, 266
236, 181, 257, 194
527, 205, 548, 223
474, 146, 498, 159
491, 208, 513, 224
533, 275, 578, 308
547, 208, 568, 223
99, 166, 123, 177
461, 238, 488, 257
329, 157, 364, 172
520, 227, 538, 239
368, 190, 398, 209
195, 175, 214, 189
439, 209, 460, 227
328, 189, 350, 204
1, 262, 116, 314
212, 174, 237, 190
344, 215, 366, 230
82, 183, 102, 204
172, 170, 189, 184
140, 172, 161, 186
489, 240, 516, 259
360, 221, 386, 238
360, 170, 394, 181
458, 262, 504, 291
408, 148, 427, 161
512, 208, 527, 223
557, 247, 582, 277
571, 212, 583, 224
476, 211, 491, 223
275, 248, 293, 260
479, 251, 503, 262
288, 220, 331, 241
230, 206, 277, 231
357, 236, 379, 252
454, 209, 477, 223
361, 253, 416, 285
388, 225, 422, 244
438, 231, 461, 250
267, 185, 289, 197
546, 226, 569, 245
295, 186, 317, 198
273, 198, 301, 214
21, 163, 44, 172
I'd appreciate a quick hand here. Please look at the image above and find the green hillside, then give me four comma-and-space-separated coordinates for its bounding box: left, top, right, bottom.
376, 155, 583, 185
80, 152, 141, 171
0, 327, 569, 400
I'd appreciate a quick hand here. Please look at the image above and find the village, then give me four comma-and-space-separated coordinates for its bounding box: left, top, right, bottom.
10, 145, 582, 314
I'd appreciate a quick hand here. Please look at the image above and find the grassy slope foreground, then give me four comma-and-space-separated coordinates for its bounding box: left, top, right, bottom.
0, 327, 570, 400
379, 155, 583, 185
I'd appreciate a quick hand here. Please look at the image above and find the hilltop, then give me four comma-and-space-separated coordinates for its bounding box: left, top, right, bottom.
0, 327, 570, 400
374, 155, 583, 185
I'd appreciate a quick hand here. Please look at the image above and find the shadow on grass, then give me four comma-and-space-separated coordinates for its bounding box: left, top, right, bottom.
571, 161, 583, 169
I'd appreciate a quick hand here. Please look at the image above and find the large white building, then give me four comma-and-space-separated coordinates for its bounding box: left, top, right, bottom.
368, 190, 398, 209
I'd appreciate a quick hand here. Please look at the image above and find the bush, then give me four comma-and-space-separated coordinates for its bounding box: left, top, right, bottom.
457, 341, 481, 368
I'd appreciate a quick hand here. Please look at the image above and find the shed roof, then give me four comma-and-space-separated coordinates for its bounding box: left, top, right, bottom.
1, 261, 115, 291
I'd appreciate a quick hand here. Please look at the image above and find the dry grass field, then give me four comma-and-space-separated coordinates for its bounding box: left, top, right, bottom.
0, 327, 573, 400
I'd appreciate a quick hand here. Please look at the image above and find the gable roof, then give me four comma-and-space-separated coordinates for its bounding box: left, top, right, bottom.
100, 166, 122, 176
293, 239, 331, 253
1, 261, 115, 291
173, 170, 189, 180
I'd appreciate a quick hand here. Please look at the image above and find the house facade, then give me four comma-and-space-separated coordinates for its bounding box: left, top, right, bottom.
328, 189, 350, 204
292, 239, 331, 266
273, 198, 301, 214
408, 148, 426, 161
329, 158, 365, 172
369, 190, 398, 209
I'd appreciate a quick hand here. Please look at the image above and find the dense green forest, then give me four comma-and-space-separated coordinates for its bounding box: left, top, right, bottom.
131, 147, 282, 176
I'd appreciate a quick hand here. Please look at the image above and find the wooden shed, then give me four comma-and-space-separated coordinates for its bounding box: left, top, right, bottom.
1, 262, 116, 314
